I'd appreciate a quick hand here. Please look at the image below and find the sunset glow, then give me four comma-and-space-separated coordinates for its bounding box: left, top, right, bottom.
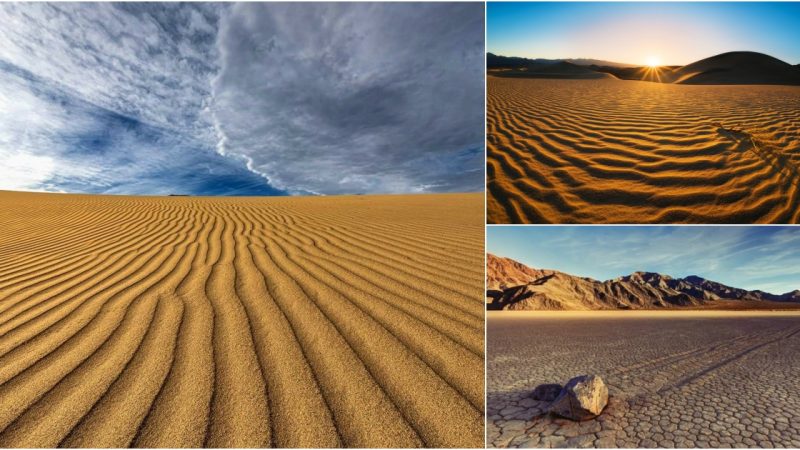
645, 56, 661, 68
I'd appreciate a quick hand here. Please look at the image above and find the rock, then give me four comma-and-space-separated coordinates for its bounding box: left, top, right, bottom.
548, 375, 608, 421
532, 383, 563, 401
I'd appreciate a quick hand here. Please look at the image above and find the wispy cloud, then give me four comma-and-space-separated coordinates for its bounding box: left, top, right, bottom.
0, 3, 484, 196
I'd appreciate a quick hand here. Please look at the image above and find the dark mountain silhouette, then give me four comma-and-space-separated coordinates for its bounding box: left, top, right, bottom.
487, 53, 635, 69
487, 54, 614, 80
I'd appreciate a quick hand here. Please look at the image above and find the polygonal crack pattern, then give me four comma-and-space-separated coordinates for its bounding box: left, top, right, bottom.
488, 315, 800, 448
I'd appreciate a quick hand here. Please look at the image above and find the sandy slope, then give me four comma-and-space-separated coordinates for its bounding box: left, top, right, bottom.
673, 51, 800, 85
0, 190, 485, 448
487, 77, 800, 223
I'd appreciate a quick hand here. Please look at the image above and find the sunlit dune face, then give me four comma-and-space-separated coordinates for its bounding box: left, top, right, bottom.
645, 56, 661, 68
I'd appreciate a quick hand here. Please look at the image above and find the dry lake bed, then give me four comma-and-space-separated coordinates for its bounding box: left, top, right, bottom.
487, 311, 800, 448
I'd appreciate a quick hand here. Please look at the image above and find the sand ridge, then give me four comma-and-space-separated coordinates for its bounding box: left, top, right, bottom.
487, 77, 800, 223
0, 190, 485, 448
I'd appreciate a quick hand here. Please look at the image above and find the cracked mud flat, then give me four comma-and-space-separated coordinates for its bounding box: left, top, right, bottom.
487, 311, 800, 448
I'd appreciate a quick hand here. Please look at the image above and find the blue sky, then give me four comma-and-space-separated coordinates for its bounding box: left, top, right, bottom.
488, 2, 800, 66
0, 3, 484, 196
487, 226, 800, 295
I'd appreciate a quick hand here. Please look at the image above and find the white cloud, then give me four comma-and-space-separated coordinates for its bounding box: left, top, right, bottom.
0, 151, 56, 191
0, 3, 484, 195
210, 3, 485, 194
0, 3, 221, 137
0, 66, 96, 191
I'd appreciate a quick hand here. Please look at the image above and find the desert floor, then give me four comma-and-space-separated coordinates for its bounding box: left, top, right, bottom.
487, 311, 800, 448
0, 190, 485, 448
486, 77, 800, 224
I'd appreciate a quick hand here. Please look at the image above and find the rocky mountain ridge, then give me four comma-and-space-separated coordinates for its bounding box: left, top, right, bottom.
487, 253, 800, 310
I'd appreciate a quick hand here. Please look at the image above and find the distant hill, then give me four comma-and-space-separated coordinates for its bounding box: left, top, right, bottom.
486, 53, 539, 69
564, 58, 638, 68
487, 53, 636, 69
487, 54, 614, 80
487, 254, 800, 310
490, 51, 800, 86
672, 51, 800, 85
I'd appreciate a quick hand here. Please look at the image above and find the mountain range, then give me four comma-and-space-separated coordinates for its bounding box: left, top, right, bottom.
487, 51, 800, 85
487, 253, 800, 310
487, 54, 636, 69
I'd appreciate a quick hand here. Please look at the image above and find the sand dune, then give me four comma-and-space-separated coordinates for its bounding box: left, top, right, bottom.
488, 61, 614, 80
0, 190, 485, 448
498, 51, 800, 86
487, 76, 800, 223
673, 51, 800, 85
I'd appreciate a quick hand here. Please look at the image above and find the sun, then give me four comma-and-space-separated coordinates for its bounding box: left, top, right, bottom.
645, 56, 661, 68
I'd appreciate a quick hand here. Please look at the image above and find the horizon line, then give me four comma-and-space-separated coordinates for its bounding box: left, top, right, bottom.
486, 49, 800, 67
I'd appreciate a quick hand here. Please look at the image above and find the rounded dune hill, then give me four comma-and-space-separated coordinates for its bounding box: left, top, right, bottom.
492, 61, 615, 80
674, 51, 800, 85
524, 62, 614, 80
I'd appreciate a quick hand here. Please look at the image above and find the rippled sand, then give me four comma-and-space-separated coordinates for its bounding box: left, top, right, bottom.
0, 190, 484, 448
487, 77, 800, 223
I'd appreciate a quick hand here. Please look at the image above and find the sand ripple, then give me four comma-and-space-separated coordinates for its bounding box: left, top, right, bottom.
0, 191, 484, 448
487, 77, 800, 223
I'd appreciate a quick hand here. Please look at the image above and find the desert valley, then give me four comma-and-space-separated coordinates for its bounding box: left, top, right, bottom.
486, 51, 800, 224
487, 249, 800, 448
0, 191, 485, 448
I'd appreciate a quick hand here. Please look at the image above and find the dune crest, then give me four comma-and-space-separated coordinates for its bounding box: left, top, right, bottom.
0, 190, 485, 448
673, 51, 800, 86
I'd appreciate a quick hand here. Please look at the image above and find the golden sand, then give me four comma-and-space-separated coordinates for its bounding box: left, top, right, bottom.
0, 190, 484, 448
487, 77, 800, 223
